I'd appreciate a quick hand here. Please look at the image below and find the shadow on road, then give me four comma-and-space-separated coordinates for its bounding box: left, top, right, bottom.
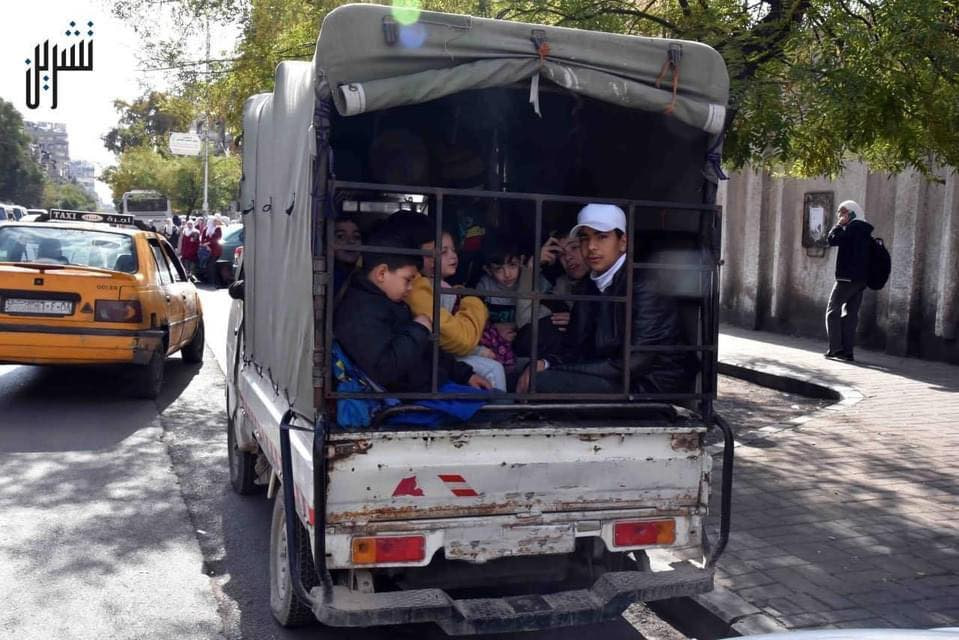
0, 355, 200, 453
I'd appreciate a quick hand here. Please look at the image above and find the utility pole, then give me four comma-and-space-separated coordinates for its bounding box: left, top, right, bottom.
202, 11, 211, 215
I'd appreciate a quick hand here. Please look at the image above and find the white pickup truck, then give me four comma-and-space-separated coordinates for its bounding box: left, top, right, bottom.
226, 4, 732, 635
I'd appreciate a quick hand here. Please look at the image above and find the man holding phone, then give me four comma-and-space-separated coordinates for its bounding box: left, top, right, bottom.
825, 199, 874, 362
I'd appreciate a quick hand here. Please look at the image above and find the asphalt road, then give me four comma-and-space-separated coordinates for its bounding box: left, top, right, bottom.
0, 287, 666, 640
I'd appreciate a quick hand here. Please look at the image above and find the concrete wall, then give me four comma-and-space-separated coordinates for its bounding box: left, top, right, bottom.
718, 163, 959, 363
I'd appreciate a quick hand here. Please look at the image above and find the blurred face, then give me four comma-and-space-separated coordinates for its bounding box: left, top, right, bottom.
578, 227, 627, 275
421, 233, 458, 279
370, 264, 418, 303
487, 256, 521, 288
560, 237, 589, 281
837, 206, 852, 226
334, 220, 362, 265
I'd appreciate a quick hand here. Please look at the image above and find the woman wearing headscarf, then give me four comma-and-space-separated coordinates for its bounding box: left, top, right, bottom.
178, 219, 200, 276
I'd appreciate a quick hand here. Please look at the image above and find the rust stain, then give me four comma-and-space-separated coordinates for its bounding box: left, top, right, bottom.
671, 432, 701, 452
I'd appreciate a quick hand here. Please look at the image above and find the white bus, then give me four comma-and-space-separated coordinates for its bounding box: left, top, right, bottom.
120, 190, 172, 225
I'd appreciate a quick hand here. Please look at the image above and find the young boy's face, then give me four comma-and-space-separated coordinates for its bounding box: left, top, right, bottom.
334, 220, 362, 265
421, 233, 458, 279
486, 255, 521, 288
578, 226, 627, 275
369, 263, 419, 303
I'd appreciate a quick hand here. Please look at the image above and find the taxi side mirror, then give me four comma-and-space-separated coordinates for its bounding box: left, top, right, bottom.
228, 279, 245, 300
189, 275, 199, 284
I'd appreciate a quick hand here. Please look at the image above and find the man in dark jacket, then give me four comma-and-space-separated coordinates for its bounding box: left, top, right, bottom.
516, 204, 692, 395
825, 200, 874, 361
334, 230, 490, 393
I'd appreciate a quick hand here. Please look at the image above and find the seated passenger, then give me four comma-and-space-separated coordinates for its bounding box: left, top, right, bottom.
334, 229, 491, 393
516, 204, 692, 395
333, 215, 362, 296
475, 235, 552, 366
407, 228, 507, 391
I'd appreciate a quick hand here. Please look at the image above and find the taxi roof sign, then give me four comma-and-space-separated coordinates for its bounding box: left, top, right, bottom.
46, 209, 137, 226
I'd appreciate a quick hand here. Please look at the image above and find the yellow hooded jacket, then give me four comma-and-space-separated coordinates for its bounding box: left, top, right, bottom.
406, 274, 488, 357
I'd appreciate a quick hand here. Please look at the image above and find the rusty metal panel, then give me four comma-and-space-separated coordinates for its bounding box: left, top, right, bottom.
325, 427, 707, 524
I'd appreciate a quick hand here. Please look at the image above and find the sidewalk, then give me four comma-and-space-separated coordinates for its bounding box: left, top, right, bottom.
698, 325, 959, 635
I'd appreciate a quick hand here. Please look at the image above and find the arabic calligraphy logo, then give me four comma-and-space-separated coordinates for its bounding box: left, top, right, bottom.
25, 20, 95, 110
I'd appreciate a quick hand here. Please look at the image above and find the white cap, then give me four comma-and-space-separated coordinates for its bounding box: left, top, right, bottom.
569, 204, 627, 239
837, 200, 863, 219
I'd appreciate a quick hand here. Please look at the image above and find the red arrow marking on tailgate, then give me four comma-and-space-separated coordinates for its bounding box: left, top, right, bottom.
392, 476, 424, 497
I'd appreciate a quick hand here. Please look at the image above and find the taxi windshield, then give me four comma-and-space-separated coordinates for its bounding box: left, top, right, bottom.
0, 226, 138, 273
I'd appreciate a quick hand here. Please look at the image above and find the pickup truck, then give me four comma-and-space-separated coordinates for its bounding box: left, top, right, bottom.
225, 4, 732, 635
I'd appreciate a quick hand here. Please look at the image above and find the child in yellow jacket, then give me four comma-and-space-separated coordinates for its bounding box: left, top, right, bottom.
407, 230, 507, 390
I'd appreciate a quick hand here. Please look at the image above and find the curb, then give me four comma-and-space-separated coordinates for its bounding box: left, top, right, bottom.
715, 359, 863, 445
676, 357, 863, 635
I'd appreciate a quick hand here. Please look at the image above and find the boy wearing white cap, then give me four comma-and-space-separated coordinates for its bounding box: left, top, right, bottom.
825, 200, 874, 361
516, 203, 692, 394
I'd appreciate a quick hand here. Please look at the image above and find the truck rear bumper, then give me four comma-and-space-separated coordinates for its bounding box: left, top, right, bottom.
311, 564, 712, 635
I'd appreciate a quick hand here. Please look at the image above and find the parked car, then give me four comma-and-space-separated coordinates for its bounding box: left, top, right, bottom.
0, 209, 205, 399
0, 204, 26, 221
215, 223, 243, 286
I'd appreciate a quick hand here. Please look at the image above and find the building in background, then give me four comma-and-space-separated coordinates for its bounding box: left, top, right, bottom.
66, 160, 98, 200
25, 122, 70, 180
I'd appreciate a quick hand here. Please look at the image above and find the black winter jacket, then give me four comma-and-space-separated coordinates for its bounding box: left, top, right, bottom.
334, 276, 474, 392
542, 264, 694, 394
827, 219, 874, 282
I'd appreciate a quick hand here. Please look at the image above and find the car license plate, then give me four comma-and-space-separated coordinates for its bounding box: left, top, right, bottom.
3, 298, 74, 315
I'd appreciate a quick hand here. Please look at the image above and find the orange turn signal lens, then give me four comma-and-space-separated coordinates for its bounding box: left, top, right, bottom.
351, 536, 426, 565
613, 520, 676, 547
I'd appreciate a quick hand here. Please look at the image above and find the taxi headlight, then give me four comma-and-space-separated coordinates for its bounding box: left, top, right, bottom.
94, 300, 143, 323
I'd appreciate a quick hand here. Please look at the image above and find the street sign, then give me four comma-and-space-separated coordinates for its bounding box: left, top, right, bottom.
169, 132, 203, 156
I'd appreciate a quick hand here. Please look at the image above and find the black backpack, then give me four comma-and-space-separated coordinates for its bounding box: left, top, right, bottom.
867, 237, 891, 290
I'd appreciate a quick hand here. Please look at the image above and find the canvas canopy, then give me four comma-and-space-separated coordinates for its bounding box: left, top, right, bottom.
317, 4, 729, 134
240, 62, 316, 417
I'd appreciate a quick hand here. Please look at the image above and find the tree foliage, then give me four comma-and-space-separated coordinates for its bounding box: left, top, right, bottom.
111, 0, 959, 177
42, 182, 98, 211
101, 146, 241, 214
0, 98, 46, 207
103, 91, 195, 155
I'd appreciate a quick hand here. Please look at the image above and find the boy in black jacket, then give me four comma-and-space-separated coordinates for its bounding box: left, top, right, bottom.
334, 230, 491, 393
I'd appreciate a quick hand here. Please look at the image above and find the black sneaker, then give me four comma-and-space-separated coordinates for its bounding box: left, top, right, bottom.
824, 351, 842, 359
834, 351, 855, 362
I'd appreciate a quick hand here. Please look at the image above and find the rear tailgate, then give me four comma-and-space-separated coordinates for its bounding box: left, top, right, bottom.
326, 425, 708, 524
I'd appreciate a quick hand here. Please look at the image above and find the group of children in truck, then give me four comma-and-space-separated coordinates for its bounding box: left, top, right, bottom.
331, 202, 694, 412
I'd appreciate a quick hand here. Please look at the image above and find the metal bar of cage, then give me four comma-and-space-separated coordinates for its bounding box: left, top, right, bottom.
622, 204, 636, 396
528, 198, 543, 394
334, 180, 722, 212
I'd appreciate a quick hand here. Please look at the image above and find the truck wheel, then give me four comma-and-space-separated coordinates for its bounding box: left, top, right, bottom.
132, 351, 165, 399
181, 320, 205, 364
270, 492, 318, 627
227, 413, 258, 495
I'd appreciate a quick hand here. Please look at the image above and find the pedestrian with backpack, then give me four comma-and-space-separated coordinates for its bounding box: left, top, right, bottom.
825, 200, 875, 361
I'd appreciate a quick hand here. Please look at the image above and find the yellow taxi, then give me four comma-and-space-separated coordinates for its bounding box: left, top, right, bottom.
0, 209, 204, 398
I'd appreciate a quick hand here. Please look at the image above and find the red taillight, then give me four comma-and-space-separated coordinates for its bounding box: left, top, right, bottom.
233, 246, 243, 261
351, 536, 426, 564
94, 300, 142, 323
613, 520, 676, 547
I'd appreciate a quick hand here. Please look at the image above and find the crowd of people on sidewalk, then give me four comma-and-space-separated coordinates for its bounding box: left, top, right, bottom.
147, 213, 230, 284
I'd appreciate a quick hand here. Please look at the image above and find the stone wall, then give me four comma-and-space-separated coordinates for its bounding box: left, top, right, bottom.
717, 163, 959, 363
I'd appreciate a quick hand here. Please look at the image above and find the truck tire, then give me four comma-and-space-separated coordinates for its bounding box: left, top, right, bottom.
227, 412, 258, 495
270, 492, 318, 627
132, 350, 165, 399
181, 320, 205, 364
